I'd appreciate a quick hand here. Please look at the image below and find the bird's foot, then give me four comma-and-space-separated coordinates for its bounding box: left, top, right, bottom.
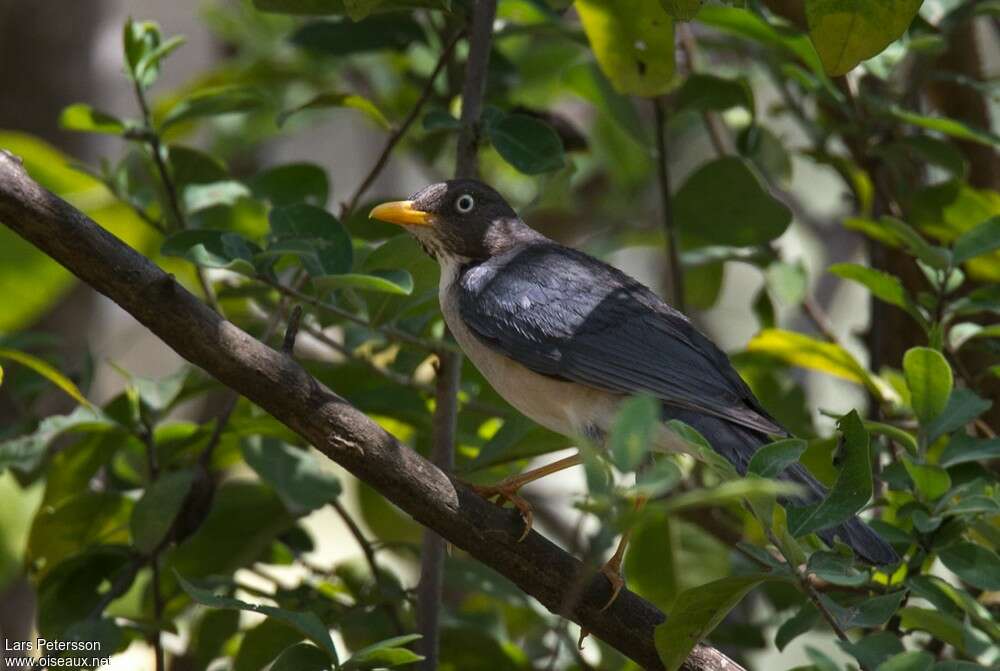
598, 558, 626, 612
471, 480, 534, 542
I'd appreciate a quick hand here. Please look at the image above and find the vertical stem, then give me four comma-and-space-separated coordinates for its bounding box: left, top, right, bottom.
150, 554, 165, 671
652, 97, 684, 312
131, 79, 221, 314
416, 3, 497, 669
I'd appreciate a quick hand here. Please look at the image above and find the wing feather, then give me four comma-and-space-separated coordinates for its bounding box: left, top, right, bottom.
457, 242, 785, 436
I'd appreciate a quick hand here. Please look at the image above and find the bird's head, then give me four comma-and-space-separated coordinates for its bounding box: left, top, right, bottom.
369, 179, 538, 262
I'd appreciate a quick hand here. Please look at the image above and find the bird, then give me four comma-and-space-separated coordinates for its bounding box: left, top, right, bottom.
370, 179, 899, 607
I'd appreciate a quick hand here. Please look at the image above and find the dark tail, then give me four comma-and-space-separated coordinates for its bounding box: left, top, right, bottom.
662, 407, 899, 566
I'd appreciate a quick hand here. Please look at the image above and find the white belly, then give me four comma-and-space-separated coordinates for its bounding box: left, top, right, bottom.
437, 258, 621, 439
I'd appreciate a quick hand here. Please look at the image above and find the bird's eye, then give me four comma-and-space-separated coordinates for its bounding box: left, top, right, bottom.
455, 194, 475, 214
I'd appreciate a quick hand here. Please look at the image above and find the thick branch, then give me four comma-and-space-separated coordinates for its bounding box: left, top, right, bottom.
0, 151, 741, 671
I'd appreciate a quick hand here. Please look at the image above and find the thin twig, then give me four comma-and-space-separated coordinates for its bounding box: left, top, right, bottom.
261, 275, 455, 355
151, 555, 165, 671
130, 79, 221, 313
652, 97, 684, 311
331, 498, 405, 635
282, 305, 303, 355
418, 4, 497, 669
343, 30, 464, 216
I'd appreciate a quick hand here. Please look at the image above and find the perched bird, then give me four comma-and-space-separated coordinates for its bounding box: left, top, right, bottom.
370, 180, 898, 605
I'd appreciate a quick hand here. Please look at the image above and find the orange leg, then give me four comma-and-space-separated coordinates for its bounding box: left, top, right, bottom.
599, 496, 647, 611
472, 453, 583, 542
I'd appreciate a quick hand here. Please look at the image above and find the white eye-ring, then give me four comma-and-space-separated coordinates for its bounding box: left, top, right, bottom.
455, 194, 475, 213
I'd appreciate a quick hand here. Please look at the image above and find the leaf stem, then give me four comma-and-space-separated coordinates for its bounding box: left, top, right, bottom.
130, 79, 221, 313
343, 30, 464, 217
652, 97, 684, 312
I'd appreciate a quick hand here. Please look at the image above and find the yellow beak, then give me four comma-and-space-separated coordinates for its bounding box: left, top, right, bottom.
369, 200, 433, 227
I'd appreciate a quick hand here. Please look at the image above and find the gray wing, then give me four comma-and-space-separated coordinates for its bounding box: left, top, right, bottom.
457, 242, 785, 436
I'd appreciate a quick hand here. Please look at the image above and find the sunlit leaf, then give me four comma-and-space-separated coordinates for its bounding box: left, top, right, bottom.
59, 104, 126, 135
903, 347, 953, 425
576, 0, 675, 97
805, 0, 922, 76
279, 92, 390, 129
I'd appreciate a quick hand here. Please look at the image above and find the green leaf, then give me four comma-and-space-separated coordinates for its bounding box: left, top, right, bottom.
764, 261, 807, 307
241, 439, 342, 514
825, 590, 907, 628
787, 411, 872, 537
248, 163, 329, 207
746, 329, 893, 401
291, 16, 424, 56
486, 112, 565, 175
676, 157, 791, 246
168, 144, 229, 188
659, 0, 703, 20
878, 651, 935, 671
171, 482, 293, 578
897, 607, 967, 651
161, 230, 260, 275
654, 574, 775, 671
807, 550, 869, 586
0, 347, 91, 406
775, 602, 820, 651
891, 107, 1000, 148
0, 408, 116, 478
279, 92, 390, 129
160, 86, 263, 131
265, 204, 353, 277
674, 74, 754, 117
624, 510, 677, 606
805, 0, 923, 76
272, 643, 333, 671
925, 389, 992, 443
953, 216, 1000, 264
903, 347, 953, 425
130, 468, 196, 554
576, 0, 675, 97
235, 620, 305, 671
939, 433, 1000, 468
342, 0, 381, 20
59, 104, 126, 135
177, 574, 339, 665
608, 395, 660, 472
28, 491, 133, 580
661, 478, 802, 513
838, 632, 904, 670
312, 270, 413, 295
829, 263, 911, 311
902, 458, 951, 501
938, 542, 1000, 590
124, 18, 164, 88
747, 438, 807, 479
183, 180, 252, 213
343, 634, 424, 669
135, 34, 186, 85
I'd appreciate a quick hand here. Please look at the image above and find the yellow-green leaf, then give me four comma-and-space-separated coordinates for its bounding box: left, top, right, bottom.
746, 329, 894, 402
576, 0, 675, 97
0, 348, 90, 407
805, 0, 923, 76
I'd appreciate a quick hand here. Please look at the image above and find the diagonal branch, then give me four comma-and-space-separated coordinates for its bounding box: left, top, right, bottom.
0, 150, 742, 671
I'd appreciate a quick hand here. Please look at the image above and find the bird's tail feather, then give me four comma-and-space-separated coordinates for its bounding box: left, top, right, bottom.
661, 407, 899, 566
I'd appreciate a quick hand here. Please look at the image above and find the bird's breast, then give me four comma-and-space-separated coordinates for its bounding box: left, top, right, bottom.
438, 259, 621, 439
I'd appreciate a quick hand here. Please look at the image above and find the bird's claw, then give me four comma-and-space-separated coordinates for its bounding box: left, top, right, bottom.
471, 482, 534, 541
599, 561, 625, 612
